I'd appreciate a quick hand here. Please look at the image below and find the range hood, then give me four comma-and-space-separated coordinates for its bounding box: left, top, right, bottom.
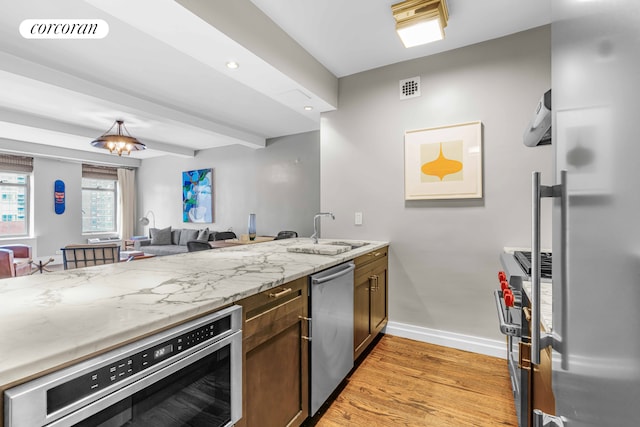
523, 89, 551, 147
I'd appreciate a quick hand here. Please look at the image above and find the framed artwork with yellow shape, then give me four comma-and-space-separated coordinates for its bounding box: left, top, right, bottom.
404, 121, 482, 200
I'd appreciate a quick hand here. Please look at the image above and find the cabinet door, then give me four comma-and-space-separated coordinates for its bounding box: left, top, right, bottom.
353, 248, 389, 361
238, 278, 309, 427
531, 339, 555, 426
370, 263, 388, 335
245, 321, 306, 427
353, 273, 372, 359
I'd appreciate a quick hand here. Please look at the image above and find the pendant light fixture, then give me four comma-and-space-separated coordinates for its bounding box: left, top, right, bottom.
90, 120, 146, 156
392, 0, 449, 48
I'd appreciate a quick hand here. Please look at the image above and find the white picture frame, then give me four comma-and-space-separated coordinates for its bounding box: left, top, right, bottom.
404, 121, 483, 200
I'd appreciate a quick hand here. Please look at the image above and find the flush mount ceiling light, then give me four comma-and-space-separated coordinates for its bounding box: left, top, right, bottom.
226, 61, 239, 69
90, 120, 146, 156
391, 0, 449, 48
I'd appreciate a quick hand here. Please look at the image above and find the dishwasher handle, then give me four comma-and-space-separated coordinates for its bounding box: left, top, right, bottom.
311, 262, 355, 285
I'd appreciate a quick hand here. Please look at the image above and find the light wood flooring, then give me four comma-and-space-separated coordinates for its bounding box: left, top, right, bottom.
313, 335, 517, 427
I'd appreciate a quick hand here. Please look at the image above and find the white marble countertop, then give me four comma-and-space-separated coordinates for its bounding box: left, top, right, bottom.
0, 238, 388, 387
521, 280, 553, 332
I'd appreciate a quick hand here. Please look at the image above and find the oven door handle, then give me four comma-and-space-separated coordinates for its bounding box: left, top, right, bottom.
493, 290, 521, 337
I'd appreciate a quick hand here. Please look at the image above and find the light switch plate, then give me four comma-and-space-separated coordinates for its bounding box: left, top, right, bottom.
355, 212, 363, 225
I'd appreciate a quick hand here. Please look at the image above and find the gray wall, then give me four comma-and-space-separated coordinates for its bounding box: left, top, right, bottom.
136, 131, 320, 237
321, 26, 553, 340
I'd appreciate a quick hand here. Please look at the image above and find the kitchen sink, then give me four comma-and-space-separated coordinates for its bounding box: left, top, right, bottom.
286, 241, 371, 255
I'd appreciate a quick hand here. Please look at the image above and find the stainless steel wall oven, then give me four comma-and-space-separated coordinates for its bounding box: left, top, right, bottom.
4, 305, 242, 427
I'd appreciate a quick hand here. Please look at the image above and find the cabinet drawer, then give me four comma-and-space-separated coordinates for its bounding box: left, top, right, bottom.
240, 277, 307, 350
354, 255, 388, 282
354, 246, 388, 269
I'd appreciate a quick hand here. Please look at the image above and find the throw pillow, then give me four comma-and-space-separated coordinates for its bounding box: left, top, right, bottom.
172, 229, 182, 245
150, 226, 172, 245
178, 229, 199, 246
197, 227, 210, 242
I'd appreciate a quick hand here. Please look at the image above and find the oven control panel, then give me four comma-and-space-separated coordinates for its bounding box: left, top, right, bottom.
47, 314, 232, 414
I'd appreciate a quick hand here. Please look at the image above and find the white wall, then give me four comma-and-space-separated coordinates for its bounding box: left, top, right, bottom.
136, 131, 320, 237
33, 158, 85, 257
2, 156, 116, 260
321, 26, 553, 341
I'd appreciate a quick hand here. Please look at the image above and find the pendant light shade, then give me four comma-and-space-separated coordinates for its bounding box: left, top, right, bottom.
91, 120, 146, 156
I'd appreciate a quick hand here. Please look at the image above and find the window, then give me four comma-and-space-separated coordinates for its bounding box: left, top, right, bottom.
82, 165, 118, 233
0, 172, 29, 237
0, 155, 32, 238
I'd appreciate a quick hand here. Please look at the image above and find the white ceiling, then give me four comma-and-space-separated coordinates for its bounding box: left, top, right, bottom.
0, 0, 550, 164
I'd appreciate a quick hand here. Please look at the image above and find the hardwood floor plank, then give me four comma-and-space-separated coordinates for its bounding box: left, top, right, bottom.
314, 335, 517, 427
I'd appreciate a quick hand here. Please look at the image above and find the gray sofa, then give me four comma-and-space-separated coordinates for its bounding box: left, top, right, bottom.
134, 227, 216, 256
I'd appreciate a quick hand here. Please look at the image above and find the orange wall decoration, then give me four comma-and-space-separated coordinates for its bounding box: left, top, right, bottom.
420, 141, 463, 182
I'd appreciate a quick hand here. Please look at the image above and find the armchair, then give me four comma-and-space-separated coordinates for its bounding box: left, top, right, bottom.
0, 245, 32, 279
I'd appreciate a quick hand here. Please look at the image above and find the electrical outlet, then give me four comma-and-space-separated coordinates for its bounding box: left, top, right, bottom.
55, 250, 62, 255
355, 212, 363, 225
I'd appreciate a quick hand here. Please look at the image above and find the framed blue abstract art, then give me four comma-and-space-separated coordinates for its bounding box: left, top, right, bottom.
182, 168, 213, 223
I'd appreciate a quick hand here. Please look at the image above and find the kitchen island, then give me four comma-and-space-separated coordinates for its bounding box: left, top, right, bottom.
0, 238, 388, 390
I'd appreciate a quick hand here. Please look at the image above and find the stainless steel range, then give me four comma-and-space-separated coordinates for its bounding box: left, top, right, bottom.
512, 250, 552, 280
494, 250, 552, 427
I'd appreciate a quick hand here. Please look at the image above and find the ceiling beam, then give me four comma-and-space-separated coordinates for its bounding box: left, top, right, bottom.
0, 138, 142, 168
0, 52, 266, 150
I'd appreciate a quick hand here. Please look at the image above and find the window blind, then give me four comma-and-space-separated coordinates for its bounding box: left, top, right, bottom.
0, 154, 34, 172
82, 164, 118, 180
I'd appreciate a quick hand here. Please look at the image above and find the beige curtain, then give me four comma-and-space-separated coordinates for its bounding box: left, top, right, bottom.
117, 168, 136, 240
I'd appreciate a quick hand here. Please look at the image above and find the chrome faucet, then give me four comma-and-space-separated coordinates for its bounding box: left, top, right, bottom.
311, 212, 335, 244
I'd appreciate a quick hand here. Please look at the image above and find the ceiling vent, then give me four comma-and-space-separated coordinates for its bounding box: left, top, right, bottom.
399, 76, 421, 100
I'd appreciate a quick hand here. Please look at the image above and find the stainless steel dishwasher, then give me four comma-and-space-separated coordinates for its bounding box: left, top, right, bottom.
309, 261, 355, 416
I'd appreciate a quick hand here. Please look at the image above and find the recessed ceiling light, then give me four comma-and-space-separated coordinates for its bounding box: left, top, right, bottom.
304, 106, 313, 111
226, 61, 239, 69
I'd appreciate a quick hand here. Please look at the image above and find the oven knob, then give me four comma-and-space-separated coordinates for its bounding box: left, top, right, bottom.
500, 280, 510, 291
503, 290, 514, 307
498, 271, 507, 282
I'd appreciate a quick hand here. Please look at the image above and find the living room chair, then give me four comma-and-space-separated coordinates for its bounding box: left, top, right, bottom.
213, 231, 237, 241
274, 231, 298, 240
0, 244, 32, 279
61, 244, 120, 270
187, 240, 213, 252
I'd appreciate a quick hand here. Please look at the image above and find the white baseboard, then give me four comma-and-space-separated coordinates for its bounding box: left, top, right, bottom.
384, 321, 507, 359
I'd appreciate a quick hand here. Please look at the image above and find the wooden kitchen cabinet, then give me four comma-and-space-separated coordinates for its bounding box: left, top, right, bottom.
531, 331, 555, 426
353, 246, 388, 360
522, 306, 556, 427
235, 277, 309, 427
